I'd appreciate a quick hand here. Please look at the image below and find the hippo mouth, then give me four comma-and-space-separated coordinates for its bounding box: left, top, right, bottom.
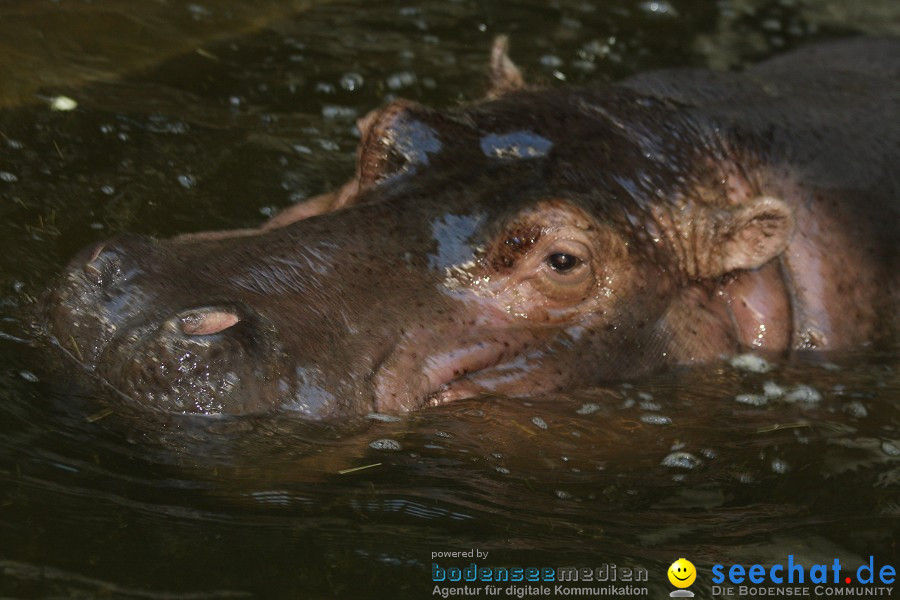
371, 326, 544, 413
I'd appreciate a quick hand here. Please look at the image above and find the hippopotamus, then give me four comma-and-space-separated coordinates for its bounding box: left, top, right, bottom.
43, 37, 898, 418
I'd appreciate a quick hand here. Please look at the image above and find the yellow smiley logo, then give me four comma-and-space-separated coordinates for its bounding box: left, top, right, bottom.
668, 558, 697, 588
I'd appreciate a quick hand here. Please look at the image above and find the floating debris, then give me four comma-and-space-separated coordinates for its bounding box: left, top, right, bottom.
771, 458, 790, 474
368, 439, 401, 451
735, 393, 767, 406
531, 416, 548, 430
763, 381, 785, 398
18, 371, 38, 383
784, 385, 822, 404
641, 414, 672, 425
338, 463, 382, 475
365, 412, 401, 422
86, 408, 114, 423
730, 353, 772, 373
843, 401, 868, 418
50, 96, 78, 111
661, 451, 701, 470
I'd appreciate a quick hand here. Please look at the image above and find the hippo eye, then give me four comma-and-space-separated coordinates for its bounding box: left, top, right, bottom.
537, 239, 593, 298
547, 252, 580, 273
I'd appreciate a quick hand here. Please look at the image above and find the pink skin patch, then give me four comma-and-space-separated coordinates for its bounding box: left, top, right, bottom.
179, 310, 240, 336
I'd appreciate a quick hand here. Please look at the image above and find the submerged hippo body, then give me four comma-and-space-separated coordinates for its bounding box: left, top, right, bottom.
45, 38, 899, 417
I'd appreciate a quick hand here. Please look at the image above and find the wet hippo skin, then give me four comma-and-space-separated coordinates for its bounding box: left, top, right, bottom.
43, 37, 899, 418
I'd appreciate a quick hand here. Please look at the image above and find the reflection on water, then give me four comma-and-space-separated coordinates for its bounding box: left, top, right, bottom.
0, 0, 897, 597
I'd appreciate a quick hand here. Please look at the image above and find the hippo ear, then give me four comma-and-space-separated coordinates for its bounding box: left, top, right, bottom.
261, 101, 440, 231
355, 99, 442, 190
717, 196, 795, 275
487, 35, 525, 99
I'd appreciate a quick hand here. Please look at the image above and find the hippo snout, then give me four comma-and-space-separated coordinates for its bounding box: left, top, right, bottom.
44, 235, 286, 415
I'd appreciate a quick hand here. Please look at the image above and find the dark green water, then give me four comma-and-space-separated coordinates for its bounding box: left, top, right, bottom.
0, 1, 897, 598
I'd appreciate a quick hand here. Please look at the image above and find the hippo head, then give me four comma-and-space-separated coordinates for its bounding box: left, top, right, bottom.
44, 43, 795, 418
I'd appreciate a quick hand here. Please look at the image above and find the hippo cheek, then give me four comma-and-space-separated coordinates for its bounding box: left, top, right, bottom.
97, 307, 279, 415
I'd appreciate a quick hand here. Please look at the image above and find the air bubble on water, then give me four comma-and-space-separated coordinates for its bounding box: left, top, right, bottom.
495, 466, 510, 475
315, 82, 336, 94
661, 452, 701, 469
0, 171, 18, 183
540, 55, 564, 68
771, 458, 790, 474
435, 431, 453, 438
641, 415, 672, 425
637, 391, 654, 401
784, 385, 821, 404
531, 416, 548, 430
366, 413, 401, 422
640, 1, 677, 15
555, 490, 572, 499
292, 144, 312, 155
317, 139, 340, 152
571, 60, 596, 72
639, 400, 661, 411
322, 105, 358, 120
100, 185, 115, 196
187, 3, 212, 18
576, 403, 601, 415
843, 401, 868, 418
6, 139, 23, 149
50, 96, 77, 111
177, 174, 196, 189
228, 96, 242, 107
730, 353, 772, 373
735, 393, 767, 406
701, 448, 718, 459
763, 380, 785, 398
491, 453, 503, 459
19, 371, 38, 383
881, 442, 900, 457
89, 222, 104, 230
369, 438, 402, 451
13, 281, 25, 293
387, 71, 417, 90
339, 73, 364, 92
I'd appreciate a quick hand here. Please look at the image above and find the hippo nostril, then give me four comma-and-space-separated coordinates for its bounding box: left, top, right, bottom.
179, 309, 241, 336
82, 260, 103, 283
88, 243, 106, 263
82, 243, 124, 287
